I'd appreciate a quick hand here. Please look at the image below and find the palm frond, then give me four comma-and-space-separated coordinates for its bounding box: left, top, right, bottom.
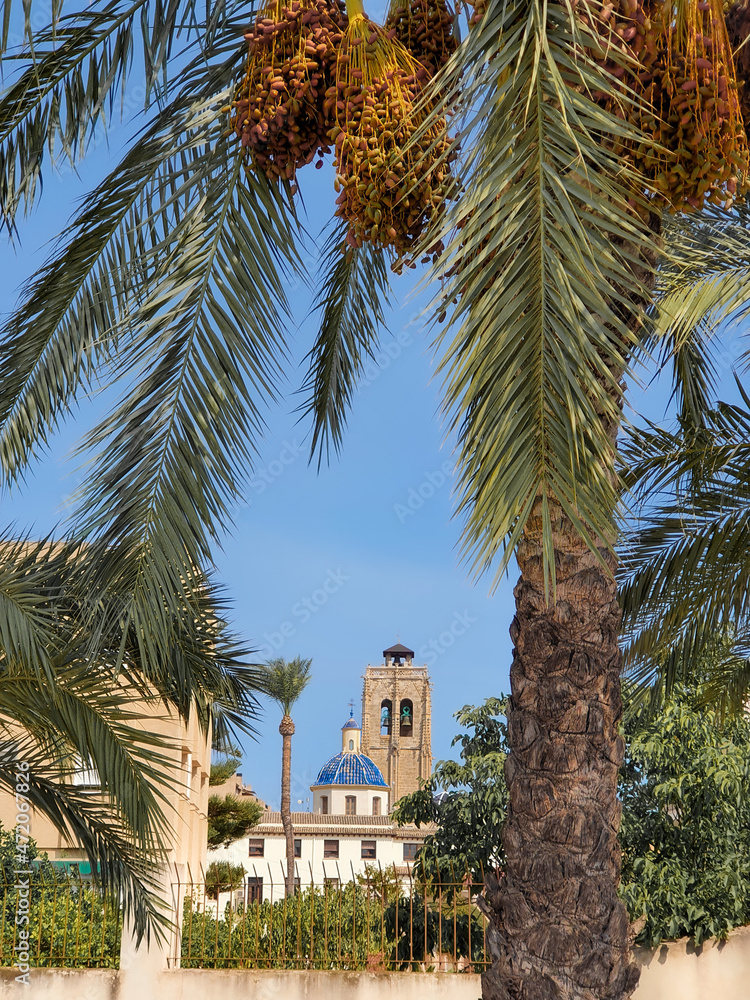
421, 0, 658, 591
300, 220, 390, 466
0, 0, 240, 227
620, 395, 750, 705
260, 656, 312, 716
641, 204, 750, 428
0, 733, 168, 943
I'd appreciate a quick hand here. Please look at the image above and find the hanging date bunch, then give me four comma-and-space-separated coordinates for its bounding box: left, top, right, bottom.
230, 0, 348, 181
327, 6, 454, 257
725, 0, 750, 131
384, 0, 458, 78
631, 0, 749, 211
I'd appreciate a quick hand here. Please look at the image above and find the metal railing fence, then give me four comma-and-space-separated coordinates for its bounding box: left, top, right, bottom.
0, 865, 122, 968
175, 865, 489, 972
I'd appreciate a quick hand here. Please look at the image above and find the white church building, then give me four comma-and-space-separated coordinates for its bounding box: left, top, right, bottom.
208, 645, 435, 902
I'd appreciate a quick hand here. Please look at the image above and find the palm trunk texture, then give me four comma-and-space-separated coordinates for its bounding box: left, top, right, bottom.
481, 232, 660, 1000
279, 715, 296, 898
482, 503, 636, 1000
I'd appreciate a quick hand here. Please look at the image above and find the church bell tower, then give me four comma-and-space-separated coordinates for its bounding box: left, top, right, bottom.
360, 643, 432, 807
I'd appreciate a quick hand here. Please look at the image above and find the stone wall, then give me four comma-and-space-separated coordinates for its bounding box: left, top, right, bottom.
4, 929, 750, 1000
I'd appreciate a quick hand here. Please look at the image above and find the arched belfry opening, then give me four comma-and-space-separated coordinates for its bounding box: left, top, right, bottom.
399, 699, 414, 736
380, 699, 392, 735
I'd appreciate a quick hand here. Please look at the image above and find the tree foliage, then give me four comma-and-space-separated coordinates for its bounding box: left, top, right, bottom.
204, 861, 247, 900
393, 697, 508, 890
260, 657, 313, 717
0, 825, 121, 968
207, 794, 263, 850
396, 696, 750, 947
619, 686, 750, 947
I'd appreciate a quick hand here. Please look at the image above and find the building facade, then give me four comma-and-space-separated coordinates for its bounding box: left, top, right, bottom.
208, 699, 434, 902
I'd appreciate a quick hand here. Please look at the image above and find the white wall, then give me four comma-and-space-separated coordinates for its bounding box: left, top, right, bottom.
7, 931, 750, 1000
212, 831, 419, 900
311, 785, 388, 815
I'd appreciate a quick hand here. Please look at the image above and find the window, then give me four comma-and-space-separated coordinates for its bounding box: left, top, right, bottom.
345, 795, 357, 815
348, 739, 354, 750
323, 840, 339, 859
403, 843, 419, 861
324, 877, 339, 891
372, 797, 381, 816
294, 839, 302, 858
361, 840, 376, 860
399, 699, 414, 737
248, 839, 264, 857
321, 795, 329, 815
246, 877, 263, 904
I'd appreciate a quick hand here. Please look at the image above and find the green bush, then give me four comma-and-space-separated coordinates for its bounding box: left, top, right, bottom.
0, 824, 121, 968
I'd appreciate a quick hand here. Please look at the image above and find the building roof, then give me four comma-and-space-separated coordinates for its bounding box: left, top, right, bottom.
342, 717, 360, 730
383, 642, 415, 657
251, 812, 434, 839
313, 751, 388, 788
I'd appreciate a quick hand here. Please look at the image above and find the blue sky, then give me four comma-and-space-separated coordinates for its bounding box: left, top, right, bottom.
0, 102, 520, 809
2, 21, 746, 810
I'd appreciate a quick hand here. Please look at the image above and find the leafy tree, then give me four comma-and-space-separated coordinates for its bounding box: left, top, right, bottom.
619, 686, 750, 947
400, 696, 750, 950
209, 749, 244, 787
393, 698, 508, 891
207, 794, 263, 849
259, 657, 312, 897
204, 861, 247, 900
7, 0, 750, 993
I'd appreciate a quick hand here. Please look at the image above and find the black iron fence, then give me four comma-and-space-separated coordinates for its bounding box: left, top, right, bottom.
0, 866, 122, 968
175, 867, 490, 972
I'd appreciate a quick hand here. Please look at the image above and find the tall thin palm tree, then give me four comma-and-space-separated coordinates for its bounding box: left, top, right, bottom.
259, 656, 312, 897
3, 0, 750, 995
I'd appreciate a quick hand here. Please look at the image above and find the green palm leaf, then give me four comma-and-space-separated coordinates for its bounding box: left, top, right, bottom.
421, 0, 657, 591
300, 220, 390, 466
0, 0, 239, 226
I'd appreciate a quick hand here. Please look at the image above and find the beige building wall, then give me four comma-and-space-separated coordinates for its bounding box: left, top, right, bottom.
0, 697, 211, 878
360, 650, 432, 806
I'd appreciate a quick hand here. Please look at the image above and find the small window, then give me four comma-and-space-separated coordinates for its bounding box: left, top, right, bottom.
349, 739, 354, 750
246, 877, 263, 904
324, 877, 339, 890
345, 795, 357, 815
372, 797, 381, 816
294, 839, 302, 858
248, 839, 264, 857
321, 795, 329, 815
361, 840, 376, 860
323, 840, 339, 859
403, 843, 419, 861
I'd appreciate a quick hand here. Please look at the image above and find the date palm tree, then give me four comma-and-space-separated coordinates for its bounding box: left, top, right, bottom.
4, 0, 750, 994
259, 657, 312, 897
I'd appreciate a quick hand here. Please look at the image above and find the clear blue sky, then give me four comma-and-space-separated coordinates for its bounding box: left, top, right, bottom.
1, 32, 741, 810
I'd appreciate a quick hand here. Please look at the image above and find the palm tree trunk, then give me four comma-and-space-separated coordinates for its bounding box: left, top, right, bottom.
482, 499, 638, 1000
279, 715, 296, 898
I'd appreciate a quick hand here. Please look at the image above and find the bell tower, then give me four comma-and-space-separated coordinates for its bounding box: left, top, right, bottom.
360, 643, 432, 808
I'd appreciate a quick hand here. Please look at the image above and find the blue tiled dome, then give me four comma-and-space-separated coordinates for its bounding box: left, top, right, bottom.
342, 717, 359, 729
313, 752, 388, 787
